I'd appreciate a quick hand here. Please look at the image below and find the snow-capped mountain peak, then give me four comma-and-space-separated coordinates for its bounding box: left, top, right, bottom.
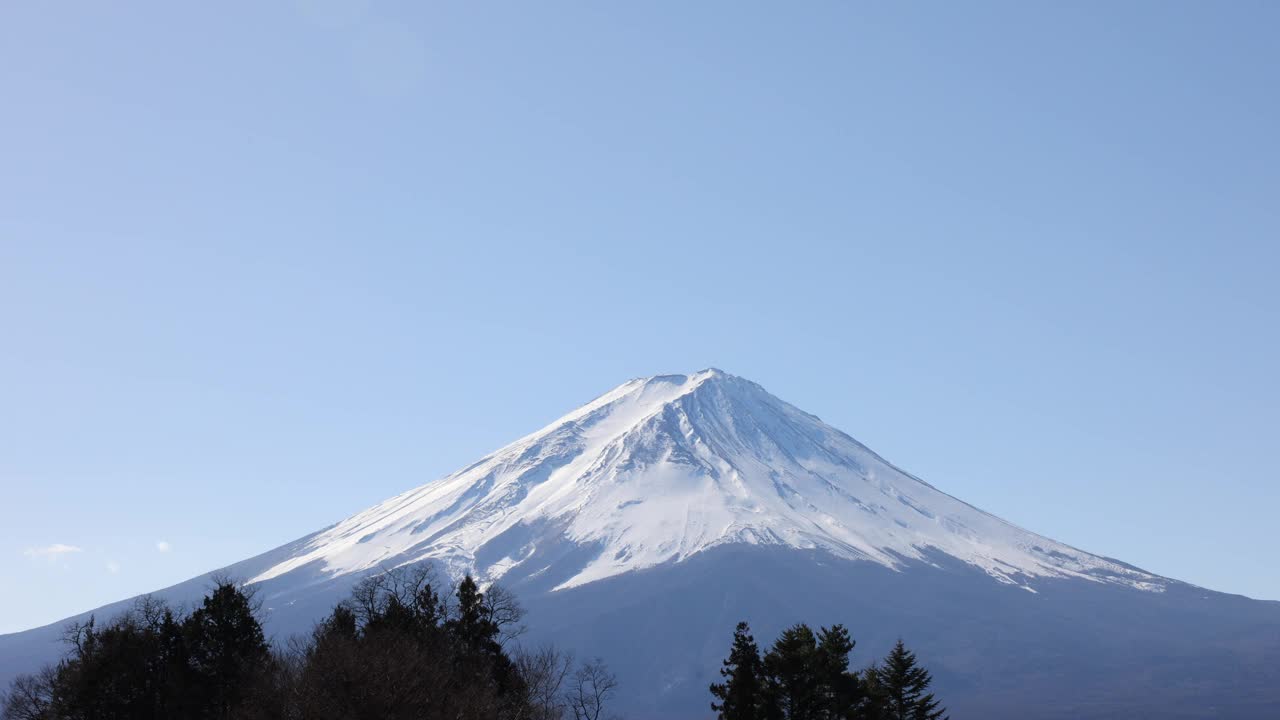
249, 370, 1166, 594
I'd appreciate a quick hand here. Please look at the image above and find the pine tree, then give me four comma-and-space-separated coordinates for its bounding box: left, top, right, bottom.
183, 580, 270, 718
450, 574, 499, 654
814, 625, 862, 720
446, 573, 525, 715
859, 663, 886, 720
763, 624, 822, 720
711, 622, 765, 720
870, 640, 946, 720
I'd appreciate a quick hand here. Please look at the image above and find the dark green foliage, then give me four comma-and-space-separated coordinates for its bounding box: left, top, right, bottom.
451, 575, 494, 650
764, 624, 822, 720
53, 610, 176, 719
1, 583, 271, 720
813, 625, 863, 720
291, 569, 527, 720
868, 641, 947, 720
711, 624, 944, 720
710, 622, 765, 720
3, 569, 605, 720
184, 580, 271, 718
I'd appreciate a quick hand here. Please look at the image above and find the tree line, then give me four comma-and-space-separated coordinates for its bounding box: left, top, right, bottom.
2, 569, 614, 720
3, 571, 948, 720
710, 622, 946, 720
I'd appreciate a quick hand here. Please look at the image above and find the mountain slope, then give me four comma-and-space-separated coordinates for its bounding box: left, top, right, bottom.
517, 545, 1280, 719
2, 370, 1277, 719
249, 369, 1164, 595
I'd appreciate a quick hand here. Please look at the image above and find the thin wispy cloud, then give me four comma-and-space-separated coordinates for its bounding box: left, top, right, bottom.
156, 540, 172, 553
23, 543, 83, 559
106, 561, 121, 574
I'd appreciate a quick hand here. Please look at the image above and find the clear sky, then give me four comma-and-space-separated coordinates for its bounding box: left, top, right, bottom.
2, 2, 1278, 634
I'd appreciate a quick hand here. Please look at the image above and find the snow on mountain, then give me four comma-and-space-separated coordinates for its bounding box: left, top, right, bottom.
7, 368, 1276, 719
248, 369, 1166, 595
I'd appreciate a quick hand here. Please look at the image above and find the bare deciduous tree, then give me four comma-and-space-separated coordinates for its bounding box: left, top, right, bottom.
517, 645, 575, 720
347, 563, 442, 624
482, 583, 527, 647
3, 566, 605, 720
1, 667, 55, 720
567, 658, 618, 720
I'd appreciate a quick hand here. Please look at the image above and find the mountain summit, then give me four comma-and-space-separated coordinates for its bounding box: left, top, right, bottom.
3, 370, 1277, 719
249, 369, 1163, 595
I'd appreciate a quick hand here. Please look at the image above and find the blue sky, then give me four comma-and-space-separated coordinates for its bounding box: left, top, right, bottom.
2, 1, 1277, 633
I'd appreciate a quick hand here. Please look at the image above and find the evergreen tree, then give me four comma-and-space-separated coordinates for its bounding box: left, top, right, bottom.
711, 625, 948, 720
763, 624, 821, 720
0, 595, 246, 720
813, 625, 862, 720
448, 574, 524, 711
183, 580, 270, 718
2, 570, 588, 720
870, 641, 946, 720
156, 607, 194, 718
711, 622, 765, 720
450, 575, 499, 654
859, 664, 886, 720
57, 612, 168, 719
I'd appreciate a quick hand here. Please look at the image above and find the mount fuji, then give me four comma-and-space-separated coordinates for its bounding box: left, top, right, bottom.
2, 370, 1277, 718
